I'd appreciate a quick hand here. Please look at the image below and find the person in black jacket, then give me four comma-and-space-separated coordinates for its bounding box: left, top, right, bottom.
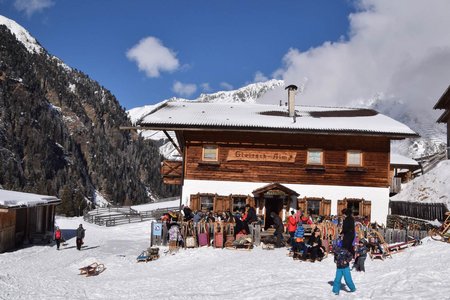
76, 224, 85, 250
341, 209, 355, 256
245, 204, 257, 224
305, 228, 325, 262
270, 212, 284, 248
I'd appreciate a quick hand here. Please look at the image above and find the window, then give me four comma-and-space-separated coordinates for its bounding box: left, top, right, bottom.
307, 149, 323, 165
307, 200, 321, 216
202, 145, 218, 161
200, 195, 214, 211
347, 150, 362, 166
232, 197, 246, 212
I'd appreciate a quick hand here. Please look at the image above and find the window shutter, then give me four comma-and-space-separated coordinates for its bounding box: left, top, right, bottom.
337, 199, 347, 216
298, 198, 307, 213
190, 194, 200, 211
213, 194, 222, 213
223, 195, 231, 212
321, 199, 331, 216
362, 200, 372, 221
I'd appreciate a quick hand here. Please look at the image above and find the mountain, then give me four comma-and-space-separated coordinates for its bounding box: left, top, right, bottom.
0, 16, 177, 215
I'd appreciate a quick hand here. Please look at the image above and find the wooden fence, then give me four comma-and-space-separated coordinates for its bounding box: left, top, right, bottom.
389, 201, 448, 222
83, 206, 179, 227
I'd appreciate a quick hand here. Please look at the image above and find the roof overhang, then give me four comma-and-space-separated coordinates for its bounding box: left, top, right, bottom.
252, 183, 299, 197
434, 85, 450, 109
136, 124, 419, 140
437, 110, 450, 123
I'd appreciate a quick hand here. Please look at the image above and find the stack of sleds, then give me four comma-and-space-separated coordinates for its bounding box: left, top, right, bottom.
79, 262, 106, 276
136, 247, 160, 262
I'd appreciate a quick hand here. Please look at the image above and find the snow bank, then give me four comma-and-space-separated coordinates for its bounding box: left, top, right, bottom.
391, 160, 450, 207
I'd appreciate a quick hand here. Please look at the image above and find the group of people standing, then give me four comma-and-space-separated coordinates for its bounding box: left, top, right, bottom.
53, 224, 86, 251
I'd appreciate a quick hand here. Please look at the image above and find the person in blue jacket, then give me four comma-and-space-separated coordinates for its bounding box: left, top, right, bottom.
332, 242, 356, 295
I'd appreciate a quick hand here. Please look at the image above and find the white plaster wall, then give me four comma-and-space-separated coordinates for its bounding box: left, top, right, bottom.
182, 180, 390, 225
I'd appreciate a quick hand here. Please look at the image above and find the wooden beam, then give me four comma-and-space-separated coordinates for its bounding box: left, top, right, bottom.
163, 130, 182, 156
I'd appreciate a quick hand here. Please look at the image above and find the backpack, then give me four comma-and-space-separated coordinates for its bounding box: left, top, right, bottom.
55, 230, 61, 239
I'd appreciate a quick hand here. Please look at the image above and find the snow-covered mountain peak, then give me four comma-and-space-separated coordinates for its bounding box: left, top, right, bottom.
128, 79, 285, 125
0, 15, 42, 54
197, 79, 284, 103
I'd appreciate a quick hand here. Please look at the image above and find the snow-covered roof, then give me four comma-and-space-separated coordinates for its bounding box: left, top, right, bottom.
139, 101, 418, 138
0, 189, 60, 209
390, 153, 420, 167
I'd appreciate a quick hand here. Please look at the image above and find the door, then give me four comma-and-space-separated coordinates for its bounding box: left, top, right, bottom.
264, 196, 284, 230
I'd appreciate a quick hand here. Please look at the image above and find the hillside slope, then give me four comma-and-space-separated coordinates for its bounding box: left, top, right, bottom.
0, 16, 177, 214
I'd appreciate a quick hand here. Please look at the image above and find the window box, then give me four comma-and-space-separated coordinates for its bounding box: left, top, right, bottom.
305, 165, 326, 171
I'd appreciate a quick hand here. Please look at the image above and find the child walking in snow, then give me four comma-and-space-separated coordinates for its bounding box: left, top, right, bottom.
332, 244, 356, 295
353, 240, 368, 272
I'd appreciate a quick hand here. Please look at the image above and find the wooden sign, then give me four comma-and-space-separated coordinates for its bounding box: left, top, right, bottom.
227, 150, 296, 163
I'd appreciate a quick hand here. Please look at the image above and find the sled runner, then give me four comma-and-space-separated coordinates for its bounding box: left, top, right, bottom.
79, 262, 106, 276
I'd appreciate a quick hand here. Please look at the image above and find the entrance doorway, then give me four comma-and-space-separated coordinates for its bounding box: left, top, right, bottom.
264, 196, 284, 230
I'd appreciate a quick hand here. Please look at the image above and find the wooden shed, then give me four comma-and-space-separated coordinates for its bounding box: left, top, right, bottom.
0, 189, 60, 253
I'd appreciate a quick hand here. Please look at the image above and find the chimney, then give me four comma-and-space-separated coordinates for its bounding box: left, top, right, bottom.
285, 84, 298, 117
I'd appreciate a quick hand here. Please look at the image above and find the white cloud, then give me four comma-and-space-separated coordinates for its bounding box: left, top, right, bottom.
14, 0, 54, 16
172, 81, 197, 97
261, 0, 450, 120
253, 71, 268, 83
200, 83, 212, 92
126, 36, 179, 78
220, 82, 233, 90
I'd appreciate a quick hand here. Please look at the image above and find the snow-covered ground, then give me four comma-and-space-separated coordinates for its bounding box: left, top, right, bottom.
0, 217, 449, 300
391, 160, 450, 207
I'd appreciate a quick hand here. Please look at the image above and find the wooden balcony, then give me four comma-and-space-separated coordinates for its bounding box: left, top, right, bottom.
161, 160, 182, 185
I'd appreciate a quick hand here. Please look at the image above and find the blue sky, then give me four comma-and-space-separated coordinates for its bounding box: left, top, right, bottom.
0, 0, 353, 109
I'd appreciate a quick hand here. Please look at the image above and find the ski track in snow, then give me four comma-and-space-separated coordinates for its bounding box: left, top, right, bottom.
0, 217, 449, 300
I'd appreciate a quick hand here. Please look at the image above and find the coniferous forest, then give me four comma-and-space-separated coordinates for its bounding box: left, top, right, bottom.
0, 25, 178, 216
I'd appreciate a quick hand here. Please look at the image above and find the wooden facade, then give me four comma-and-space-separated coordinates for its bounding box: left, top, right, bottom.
183, 131, 390, 188
169, 131, 389, 222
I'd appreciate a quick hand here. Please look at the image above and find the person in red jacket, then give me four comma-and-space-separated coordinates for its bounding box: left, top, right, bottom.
287, 211, 298, 246
54, 227, 62, 250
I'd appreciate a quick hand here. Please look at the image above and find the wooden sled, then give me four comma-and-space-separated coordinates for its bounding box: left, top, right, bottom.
137, 247, 160, 262
387, 239, 418, 253
79, 262, 106, 276
429, 212, 450, 243
225, 238, 253, 251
